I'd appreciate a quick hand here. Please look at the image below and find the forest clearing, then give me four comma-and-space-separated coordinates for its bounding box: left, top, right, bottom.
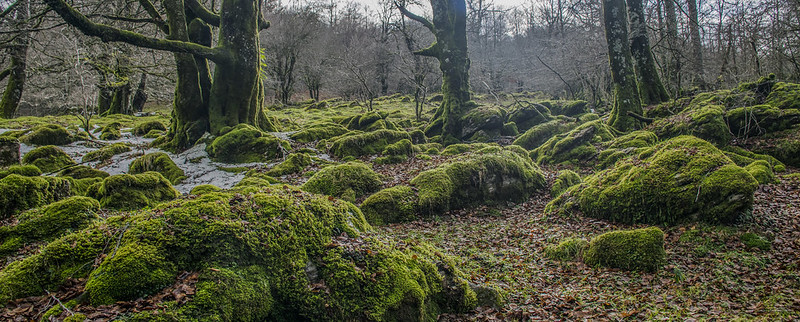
1, 0, 800, 320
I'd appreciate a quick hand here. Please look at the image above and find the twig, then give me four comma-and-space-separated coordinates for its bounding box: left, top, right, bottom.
45, 289, 74, 316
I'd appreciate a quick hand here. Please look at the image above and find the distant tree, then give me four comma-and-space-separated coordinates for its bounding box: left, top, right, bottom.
626, 0, 669, 105
0, 0, 30, 118
603, 0, 642, 131
687, 0, 706, 88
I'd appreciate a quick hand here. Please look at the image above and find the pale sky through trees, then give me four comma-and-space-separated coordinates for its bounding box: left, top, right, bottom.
353, 0, 526, 12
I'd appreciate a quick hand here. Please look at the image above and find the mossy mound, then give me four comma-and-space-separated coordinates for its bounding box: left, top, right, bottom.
595, 131, 660, 169
22, 145, 75, 173
0, 164, 41, 179
583, 227, 666, 272
290, 122, 349, 143
98, 122, 122, 140
0, 188, 480, 320
133, 121, 167, 136
547, 136, 758, 225
189, 184, 221, 195
266, 153, 312, 177
207, 124, 290, 163
302, 162, 383, 202
540, 100, 588, 116
382, 139, 413, 156
460, 106, 504, 139
439, 143, 493, 156
745, 160, 776, 184
129, 152, 186, 184
544, 238, 587, 261
82, 143, 131, 163
501, 122, 519, 136
0, 197, 99, 254
85, 172, 179, 210
765, 82, 800, 110
363, 147, 546, 225
329, 130, 411, 158
0, 174, 74, 218
550, 170, 581, 198
57, 165, 109, 179
143, 129, 165, 139
721, 145, 785, 170
749, 135, 800, 168
531, 120, 616, 166
726, 105, 800, 137
506, 102, 553, 131
649, 103, 731, 145
344, 112, 398, 132
740, 232, 771, 251
512, 120, 574, 150
19, 124, 74, 146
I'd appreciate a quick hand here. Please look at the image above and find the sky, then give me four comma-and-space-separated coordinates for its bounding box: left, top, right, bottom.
352, 0, 528, 13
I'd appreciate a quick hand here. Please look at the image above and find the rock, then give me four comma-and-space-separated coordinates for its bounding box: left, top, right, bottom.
129, 152, 186, 184
19, 124, 74, 146
0, 137, 20, 167
329, 130, 411, 158
57, 165, 109, 179
22, 145, 75, 173
133, 120, 167, 136
0, 174, 73, 218
550, 170, 581, 198
206, 124, 289, 163
85, 172, 179, 210
302, 162, 383, 202
81, 143, 131, 163
583, 227, 666, 272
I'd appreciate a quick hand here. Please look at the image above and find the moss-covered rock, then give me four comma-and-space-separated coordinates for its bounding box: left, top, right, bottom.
0, 164, 41, 179
512, 120, 574, 150
57, 165, 109, 179
382, 139, 413, 156
207, 124, 289, 163
2, 196, 99, 245
302, 162, 383, 202
751, 137, 800, 168
129, 152, 186, 184
726, 105, 800, 137
547, 136, 758, 225
266, 153, 312, 177
460, 106, 504, 139
329, 130, 411, 158
649, 103, 731, 145
133, 120, 167, 136
71, 177, 103, 196
540, 100, 588, 116
0, 188, 480, 320
722, 145, 785, 170
439, 143, 493, 156
583, 227, 666, 272
360, 185, 419, 225
21, 145, 75, 173
290, 122, 350, 143
189, 184, 222, 195
507, 103, 552, 131
143, 129, 165, 139
550, 170, 581, 198
765, 82, 800, 110
85, 172, 179, 210
745, 160, 776, 184
531, 120, 616, 166
0, 136, 20, 167
0, 174, 73, 218
501, 122, 519, 136
82, 143, 131, 163
544, 238, 587, 261
19, 124, 74, 146
98, 122, 122, 140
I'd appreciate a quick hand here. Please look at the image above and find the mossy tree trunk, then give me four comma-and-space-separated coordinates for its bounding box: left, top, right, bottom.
45, 0, 271, 149
398, 0, 473, 142
626, 0, 669, 105
604, 0, 643, 132
0, 0, 29, 119
131, 73, 148, 112
663, 0, 681, 93
687, 0, 706, 88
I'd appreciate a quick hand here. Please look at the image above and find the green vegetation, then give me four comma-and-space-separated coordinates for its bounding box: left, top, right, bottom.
189, 184, 222, 195
129, 152, 186, 184
740, 232, 771, 251
745, 160, 776, 184
583, 227, 666, 272
0, 197, 99, 254
289, 122, 349, 143
98, 122, 122, 140
512, 120, 573, 150
133, 120, 167, 136
360, 185, 419, 225
206, 124, 289, 163
81, 143, 131, 163
302, 162, 383, 202
0, 164, 41, 179
550, 170, 581, 198
0, 174, 73, 218
266, 153, 312, 177
329, 130, 411, 158
544, 238, 588, 261
21, 145, 75, 173
85, 172, 179, 210
19, 124, 74, 146
531, 120, 615, 165
57, 165, 109, 179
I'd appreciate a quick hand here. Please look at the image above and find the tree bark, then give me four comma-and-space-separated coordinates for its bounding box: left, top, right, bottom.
627, 0, 670, 105
604, 0, 643, 132
664, 0, 681, 92
687, 0, 706, 88
131, 73, 148, 112
0, 0, 29, 119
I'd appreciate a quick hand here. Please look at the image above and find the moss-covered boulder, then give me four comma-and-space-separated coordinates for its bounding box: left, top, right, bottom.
0, 136, 20, 167
0, 174, 73, 218
1, 196, 99, 246
439, 143, 493, 156
266, 153, 312, 177
750, 136, 800, 168
547, 136, 759, 225
595, 130, 660, 169
512, 120, 574, 150
544, 238, 587, 261
649, 103, 731, 145
726, 105, 800, 137
57, 165, 109, 179
531, 120, 616, 166
82, 142, 131, 163
129, 152, 186, 184
302, 162, 383, 202
86, 172, 179, 210
329, 130, 411, 158
460, 106, 504, 139
507, 102, 553, 131
290, 122, 349, 143
207, 124, 289, 163
550, 170, 581, 198
189, 184, 222, 195
98, 122, 122, 140
19, 124, 74, 146
22, 145, 75, 173
765, 82, 800, 110
745, 160, 776, 184
133, 120, 167, 136
360, 185, 419, 225
0, 188, 480, 320
583, 227, 666, 272
0, 164, 41, 179
540, 100, 588, 116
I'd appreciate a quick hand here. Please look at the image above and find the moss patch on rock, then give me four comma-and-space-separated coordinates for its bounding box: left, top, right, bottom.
302, 162, 383, 202
189, 184, 222, 195
329, 130, 411, 158
206, 124, 289, 163
98, 122, 122, 140
540, 100, 588, 116
360, 185, 419, 225
544, 238, 587, 261
507, 103, 553, 131
57, 165, 109, 179
133, 121, 167, 136
290, 122, 349, 143
649, 103, 731, 145
22, 145, 75, 173
129, 152, 186, 184
1, 197, 99, 254
19, 124, 74, 146
744, 160, 776, 184
583, 227, 666, 272
85, 172, 179, 210
531, 120, 616, 166
82, 143, 131, 163
0, 174, 73, 218
266, 153, 312, 177
547, 136, 758, 225
550, 170, 581, 198
512, 120, 574, 150
0, 164, 41, 179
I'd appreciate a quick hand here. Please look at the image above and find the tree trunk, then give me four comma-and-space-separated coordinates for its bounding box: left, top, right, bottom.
687, 0, 706, 88
131, 73, 148, 112
0, 0, 29, 119
107, 81, 131, 115
604, 0, 643, 132
627, 0, 669, 105
664, 0, 681, 93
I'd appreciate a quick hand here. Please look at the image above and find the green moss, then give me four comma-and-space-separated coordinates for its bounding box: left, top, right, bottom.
550, 170, 581, 198
266, 153, 312, 176
72, 177, 103, 196
583, 227, 665, 272
740, 232, 771, 251
302, 162, 383, 202
360, 185, 419, 225
765, 82, 800, 109
540, 100, 588, 116
57, 165, 109, 179
460, 106, 504, 139
290, 122, 349, 143
0, 174, 73, 218
721, 145, 785, 169
547, 136, 759, 225
143, 129, 165, 139
531, 120, 615, 165
190, 184, 222, 195
99, 122, 122, 140
82, 143, 131, 163
11, 196, 99, 241
133, 120, 167, 136
512, 120, 574, 150
408, 129, 427, 144
726, 105, 800, 137
86, 243, 177, 305
85, 172, 179, 210
439, 143, 493, 156
174, 266, 273, 320
329, 130, 411, 158
206, 124, 290, 163
544, 238, 588, 261
607, 130, 658, 149
0, 164, 41, 179
129, 152, 186, 184
19, 124, 74, 146
752, 137, 800, 168
745, 160, 776, 184
22, 145, 75, 173
383, 139, 413, 156
501, 122, 519, 136
650, 103, 731, 145
507, 103, 552, 131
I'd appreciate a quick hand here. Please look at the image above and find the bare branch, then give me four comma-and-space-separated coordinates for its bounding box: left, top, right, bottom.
394, 1, 434, 33
186, 0, 270, 30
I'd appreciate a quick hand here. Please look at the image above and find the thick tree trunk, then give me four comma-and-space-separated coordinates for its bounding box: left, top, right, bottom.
627, 0, 669, 105
107, 81, 131, 114
0, 0, 29, 119
604, 0, 643, 132
664, 0, 681, 93
131, 73, 148, 112
687, 0, 705, 88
